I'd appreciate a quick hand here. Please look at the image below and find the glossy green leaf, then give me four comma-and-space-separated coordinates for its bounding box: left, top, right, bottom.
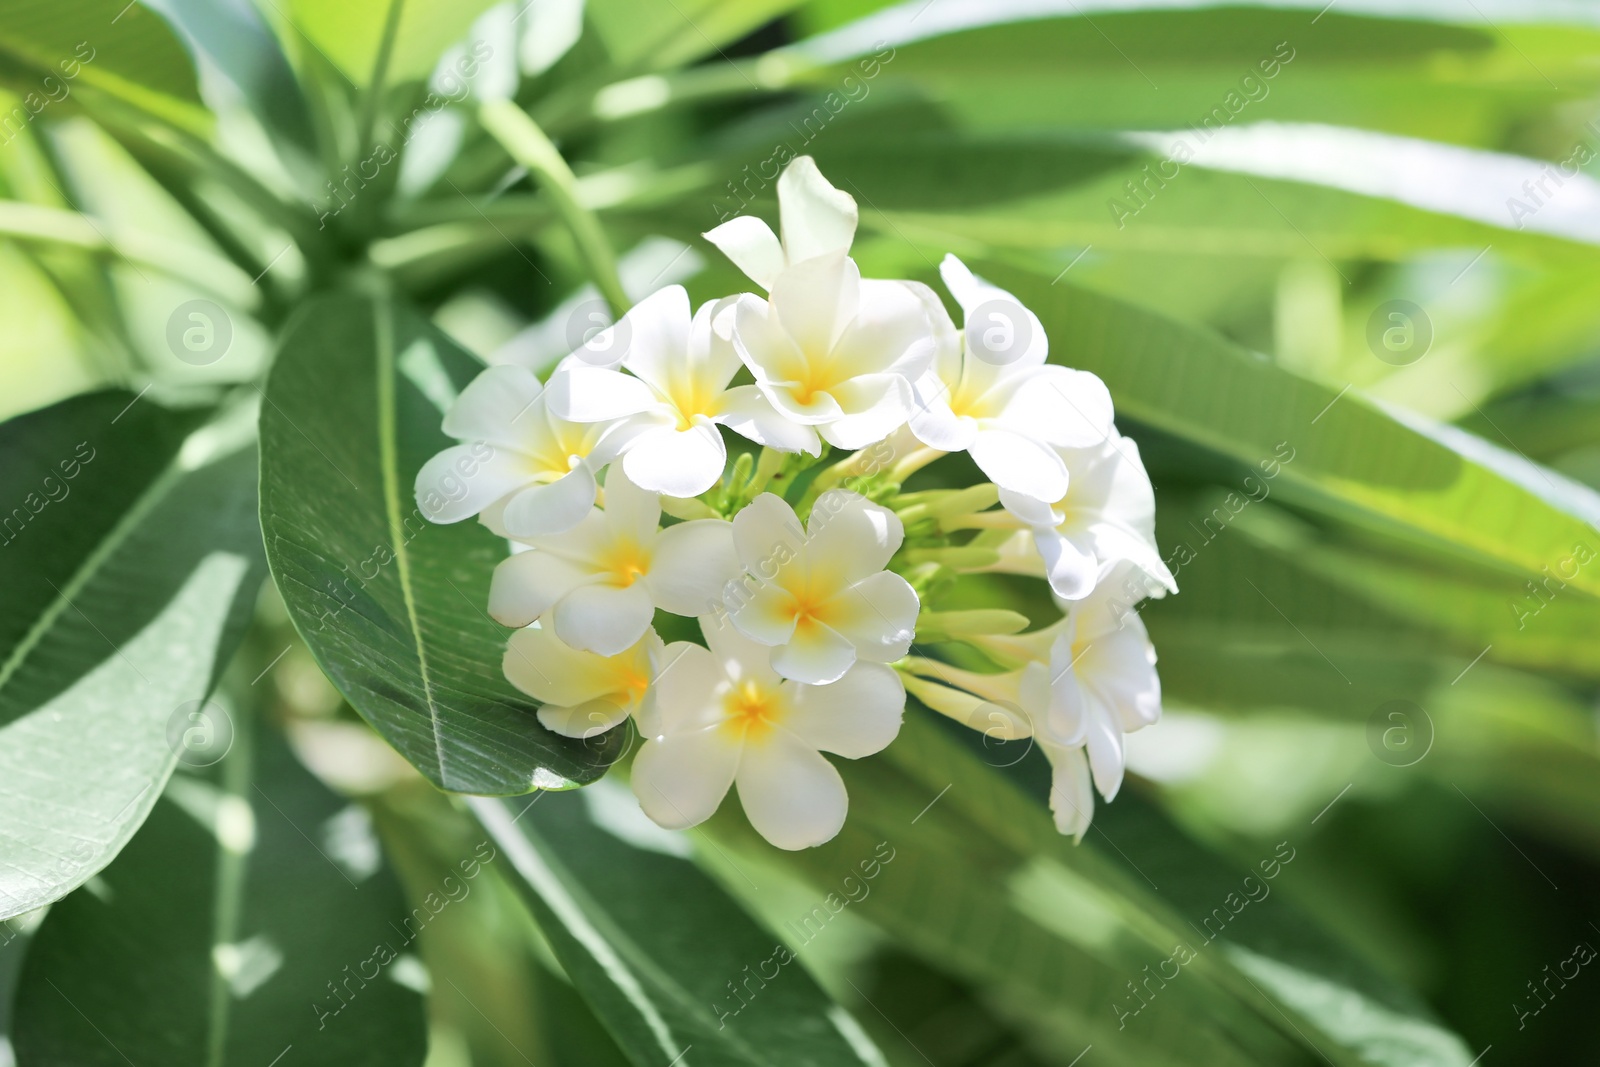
282, 0, 499, 87
979, 263, 1600, 603
0, 0, 203, 122
0, 390, 262, 921
13, 721, 428, 1065
587, 0, 804, 70
259, 294, 620, 794
711, 714, 1476, 1067
757, 115, 1600, 269
471, 782, 888, 1067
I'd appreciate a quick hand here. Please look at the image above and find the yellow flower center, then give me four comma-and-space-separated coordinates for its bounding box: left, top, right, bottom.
721, 680, 784, 741
599, 539, 651, 587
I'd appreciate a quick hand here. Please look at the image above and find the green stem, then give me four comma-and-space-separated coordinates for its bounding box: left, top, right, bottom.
0, 201, 260, 310
477, 98, 630, 317
356, 0, 408, 160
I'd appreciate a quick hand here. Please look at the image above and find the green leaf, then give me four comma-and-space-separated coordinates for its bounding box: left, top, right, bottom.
0, 0, 204, 124
711, 714, 1476, 1067
978, 263, 1600, 603
470, 782, 889, 1067
787, 0, 1600, 148
12, 719, 428, 1065
282, 0, 499, 87
759, 117, 1600, 270
0, 390, 262, 921
587, 0, 804, 70
259, 293, 620, 794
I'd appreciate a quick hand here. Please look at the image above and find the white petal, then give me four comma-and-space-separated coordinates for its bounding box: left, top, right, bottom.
1001, 367, 1114, 448
771, 252, 859, 360
759, 376, 846, 427
632, 727, 741, 830
908, 373, 977, 452
699, 613, 783, 689
442, 364, 545, 447
616, 285, 693, 392
785, 663, 903, 757
545, 364, 660, 422
969, 428, 1069, 503
817, 374, 913, 450
623, 422, 727, 498
499, 465, 600, 540
702, 216, 784, 290
651, 642, 728, 734
730, 293, 803, 390
1083, 703, 1126, 801
553, 582, 655, 655
964, 291, 1046, 369
502, 624, 617, 706
415, 443, 533, 524
599, 466, 661, 545
575, 284, 689, 368
1040, 741, 1095, 840
647, 518, 741, 617
831, 279, 937, 378
730, 492, 805, 574
938, 254, 982, 312
688, 297, 745, 394
777, 155, 857, 265
1080, 623, 1162, 733
715, 385, 822, 455
771, 621, 857, 685
826, 571, 919, 663
805, 491, 904, 582
998, 486, 1062, 527
538, 699, 631, 739
735, 732, 848, 849
489, 551, 591, 628
727, 581, 798, 646
1036, 527, 1099, 602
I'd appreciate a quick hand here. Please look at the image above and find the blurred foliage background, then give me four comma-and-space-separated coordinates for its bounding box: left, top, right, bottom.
2, 0, 1600, 1065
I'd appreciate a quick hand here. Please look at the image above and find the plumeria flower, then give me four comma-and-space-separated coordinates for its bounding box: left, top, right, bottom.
998, 431, 1177, 601
415, 364, 629, 539
908, 255, 1115, 503
503, 624, 660, 739
903, 563, 1161, 839
489, 469, 741, 656
545, 286, 819, 496
703, 155, 858, 291
632, 614, 904, 850
723, 490, 918, 685
730, 254, 937, 450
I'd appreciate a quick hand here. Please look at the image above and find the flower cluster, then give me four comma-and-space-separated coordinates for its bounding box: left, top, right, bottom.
416, 157, 1174, 848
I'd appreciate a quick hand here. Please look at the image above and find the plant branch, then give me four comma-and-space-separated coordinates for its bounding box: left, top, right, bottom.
356, 0, 409, 160
477, 98, 630, 317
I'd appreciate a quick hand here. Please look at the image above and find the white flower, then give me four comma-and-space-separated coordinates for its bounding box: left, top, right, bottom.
723, 490, 919, 685
730, 254, 937, 450
502, 625, 660, 739
489, 469, 741, 655
998, 431, 1177, 602
904, 563, 1161, 839
414, 364, 629, 539
703, 155, 858, 291
631, 614, 903, 850
908, 255, 1115, 503
545, 285, 819, 496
